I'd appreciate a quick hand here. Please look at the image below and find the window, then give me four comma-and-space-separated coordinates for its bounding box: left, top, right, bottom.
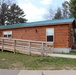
4, 35, 7, 37
3, 31, 12, 38
46, 28, 54, 42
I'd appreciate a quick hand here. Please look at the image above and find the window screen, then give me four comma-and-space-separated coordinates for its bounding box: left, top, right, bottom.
4, 35, 8, 37
8, 35, 12, 37
47, 36, 53, 42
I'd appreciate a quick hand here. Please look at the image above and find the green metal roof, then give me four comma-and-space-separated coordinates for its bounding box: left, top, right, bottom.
0, 18, 74, 29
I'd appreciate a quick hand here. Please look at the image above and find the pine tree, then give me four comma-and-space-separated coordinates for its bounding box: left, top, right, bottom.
0, 3, 27, 25
62, 1, 69, 18
0, 3, 8, 25
8, 4, 27, 24
53, 8, 62, 19
69, 0, 76, 18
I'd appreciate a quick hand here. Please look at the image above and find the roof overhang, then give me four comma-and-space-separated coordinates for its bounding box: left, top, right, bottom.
0, 18, 74, 30
0, 22, 72, 30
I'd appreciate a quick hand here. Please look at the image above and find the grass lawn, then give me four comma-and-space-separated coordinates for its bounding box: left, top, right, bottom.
66, 51, 76, 55
0, 51, 76, 70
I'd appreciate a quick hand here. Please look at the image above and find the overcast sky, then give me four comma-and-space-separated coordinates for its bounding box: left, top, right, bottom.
17, 0, 70, 22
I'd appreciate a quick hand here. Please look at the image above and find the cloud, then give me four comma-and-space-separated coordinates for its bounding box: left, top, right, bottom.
65, 0, 70, 2
19, 2, 46, 22
40, 0, 52, 5
17, 0, 30, 3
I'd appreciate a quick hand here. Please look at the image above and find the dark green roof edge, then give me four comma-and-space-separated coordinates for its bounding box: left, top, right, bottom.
0, 18, 74, 29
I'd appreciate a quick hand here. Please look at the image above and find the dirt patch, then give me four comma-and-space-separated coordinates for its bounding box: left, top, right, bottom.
11, 62, 25, 69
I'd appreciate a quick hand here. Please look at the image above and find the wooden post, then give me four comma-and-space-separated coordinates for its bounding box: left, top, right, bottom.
51, 43, 54, 53
41, 43, 44, 57
14, 40, 16, 53
2, 39, 4, 52
29, 41, 31, 55
45, 43, 48, 56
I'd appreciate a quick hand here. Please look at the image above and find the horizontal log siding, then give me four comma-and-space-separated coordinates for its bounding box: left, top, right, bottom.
0, 24, 70, 48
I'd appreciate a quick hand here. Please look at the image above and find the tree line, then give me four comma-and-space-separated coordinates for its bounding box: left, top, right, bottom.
0, 0, 76, 25
0, 0, 27, 25
45, 0, 76, 20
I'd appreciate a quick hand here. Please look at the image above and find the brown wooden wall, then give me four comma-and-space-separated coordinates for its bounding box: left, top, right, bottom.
0, 24, 71, 48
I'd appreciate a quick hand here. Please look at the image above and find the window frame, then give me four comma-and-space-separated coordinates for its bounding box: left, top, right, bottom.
46, 28, 54, 43
3, 31, 12, 38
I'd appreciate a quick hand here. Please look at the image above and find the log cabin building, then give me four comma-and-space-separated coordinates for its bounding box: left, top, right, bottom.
0, 18, 76, 53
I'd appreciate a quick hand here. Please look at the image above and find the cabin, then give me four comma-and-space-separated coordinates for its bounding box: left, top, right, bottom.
0, 18, 76, 53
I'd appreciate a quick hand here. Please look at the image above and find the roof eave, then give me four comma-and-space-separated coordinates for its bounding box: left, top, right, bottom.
0, 22, 72, 30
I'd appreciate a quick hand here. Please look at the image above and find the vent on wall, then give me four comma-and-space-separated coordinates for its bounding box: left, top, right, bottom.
35, 29, 38, 33
0, 32, 2, 34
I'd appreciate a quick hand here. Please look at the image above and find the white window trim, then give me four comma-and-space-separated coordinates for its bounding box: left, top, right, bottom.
46, 28, 54, 43
3, 31, 12, 38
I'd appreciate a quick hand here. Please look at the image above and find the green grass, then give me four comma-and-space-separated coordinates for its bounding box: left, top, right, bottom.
67, 51, 76, 55
0, 51, 76, 70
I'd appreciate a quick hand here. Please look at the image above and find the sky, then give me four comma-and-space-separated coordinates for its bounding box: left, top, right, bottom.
17, 0, 70, 22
